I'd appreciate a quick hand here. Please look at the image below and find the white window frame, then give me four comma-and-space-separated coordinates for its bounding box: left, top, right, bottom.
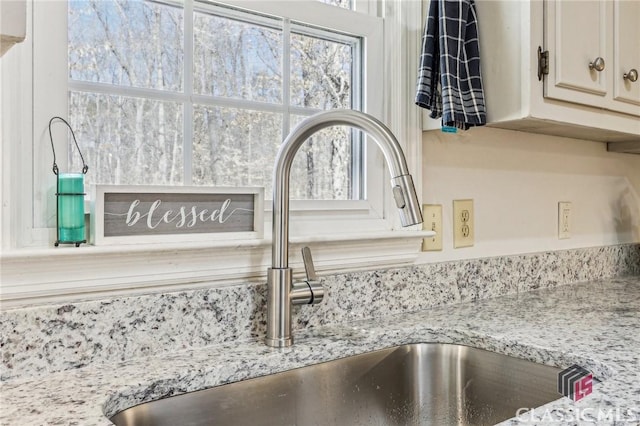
0, 0, 427, 306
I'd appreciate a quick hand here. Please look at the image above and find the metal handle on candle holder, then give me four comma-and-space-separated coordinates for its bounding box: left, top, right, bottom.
48, 116, 89, 175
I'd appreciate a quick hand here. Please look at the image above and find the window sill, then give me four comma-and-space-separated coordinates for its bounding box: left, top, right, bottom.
0, 229, 434, 308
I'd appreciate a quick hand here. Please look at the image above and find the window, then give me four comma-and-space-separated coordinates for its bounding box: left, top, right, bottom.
67, 0, 364, 200
23, 0, 386, 240
0, 0, 424, 303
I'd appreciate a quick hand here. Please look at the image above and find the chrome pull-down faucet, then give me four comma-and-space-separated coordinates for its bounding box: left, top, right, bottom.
265, 109, 423, 348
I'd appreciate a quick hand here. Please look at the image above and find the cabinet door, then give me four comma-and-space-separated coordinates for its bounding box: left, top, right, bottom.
612, 0, 640, 114
544, 0, 611, 107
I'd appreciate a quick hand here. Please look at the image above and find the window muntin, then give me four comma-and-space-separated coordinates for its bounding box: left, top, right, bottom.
67, 0, 363, 201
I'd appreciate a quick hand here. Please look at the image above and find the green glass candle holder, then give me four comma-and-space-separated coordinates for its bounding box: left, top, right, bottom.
56, 173, 86, 246
49, 116, 89, 247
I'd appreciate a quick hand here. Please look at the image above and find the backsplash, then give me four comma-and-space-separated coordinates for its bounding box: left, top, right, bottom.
2, 243, 638, 382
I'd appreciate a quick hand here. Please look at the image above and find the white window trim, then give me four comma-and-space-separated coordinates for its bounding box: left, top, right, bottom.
0, 0, 429, 306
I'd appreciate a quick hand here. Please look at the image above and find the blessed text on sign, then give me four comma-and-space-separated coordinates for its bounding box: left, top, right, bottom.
91, 186, 263, 244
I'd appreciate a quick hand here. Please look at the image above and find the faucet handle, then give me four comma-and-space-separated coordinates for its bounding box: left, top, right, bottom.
291, 247, 324, 305
301, 246, 318, 281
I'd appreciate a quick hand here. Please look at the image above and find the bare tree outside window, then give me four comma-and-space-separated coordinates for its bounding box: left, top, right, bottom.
68, 0, 362, 200
317, 0, 352, 9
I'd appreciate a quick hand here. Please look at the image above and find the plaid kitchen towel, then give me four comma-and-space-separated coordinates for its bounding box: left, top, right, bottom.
415, 0, 486, 130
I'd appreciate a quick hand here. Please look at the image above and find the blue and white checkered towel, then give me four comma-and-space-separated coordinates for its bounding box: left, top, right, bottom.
415, 0, 486, 130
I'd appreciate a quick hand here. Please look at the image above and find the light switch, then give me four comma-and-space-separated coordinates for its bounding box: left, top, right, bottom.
422, 204, 442, 251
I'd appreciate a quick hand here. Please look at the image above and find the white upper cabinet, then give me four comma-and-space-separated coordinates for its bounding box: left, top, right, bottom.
423, 1, 640, 145
0, 0, 27, 57
613, 0, 640, 110
545, 0, 639, 116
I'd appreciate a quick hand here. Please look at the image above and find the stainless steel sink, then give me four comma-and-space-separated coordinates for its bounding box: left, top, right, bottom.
110, 343, 562, 426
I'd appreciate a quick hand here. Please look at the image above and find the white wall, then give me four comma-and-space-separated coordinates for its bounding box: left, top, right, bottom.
417, 127, 640, 263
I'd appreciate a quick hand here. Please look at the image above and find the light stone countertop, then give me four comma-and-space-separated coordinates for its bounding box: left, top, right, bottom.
1, 275, 639, 426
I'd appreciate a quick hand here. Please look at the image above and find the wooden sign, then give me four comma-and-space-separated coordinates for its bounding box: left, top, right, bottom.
91, 185, 263, 245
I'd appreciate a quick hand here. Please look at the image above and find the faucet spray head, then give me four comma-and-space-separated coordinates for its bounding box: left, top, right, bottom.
390, 174, 423, 227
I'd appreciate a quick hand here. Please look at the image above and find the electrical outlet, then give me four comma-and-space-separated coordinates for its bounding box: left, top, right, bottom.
453, 199, 474, 248
558, 201, 571, 239
422, 204, 442, 251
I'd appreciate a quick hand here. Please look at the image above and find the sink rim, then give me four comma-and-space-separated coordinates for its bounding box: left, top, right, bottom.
108, 341, 577, 426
